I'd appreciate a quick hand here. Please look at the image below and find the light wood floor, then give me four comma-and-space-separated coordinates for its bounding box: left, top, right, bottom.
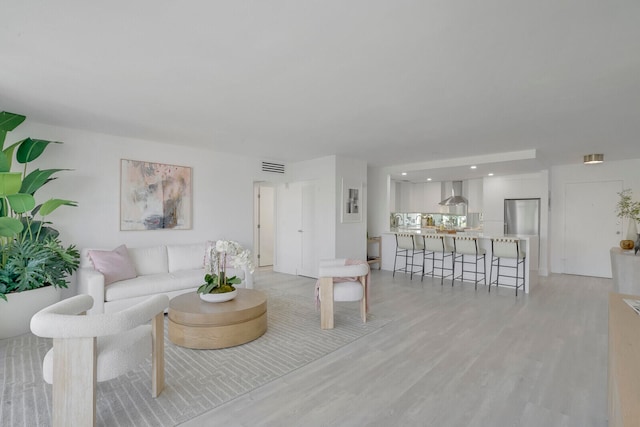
180, 270, 611, 427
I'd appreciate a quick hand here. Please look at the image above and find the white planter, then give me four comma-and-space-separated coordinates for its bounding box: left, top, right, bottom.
626, 218, 639, 241
199, 289, 238, 303
0, 286, 62, 339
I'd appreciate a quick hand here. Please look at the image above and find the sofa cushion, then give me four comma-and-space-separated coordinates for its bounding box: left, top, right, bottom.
167, 243, 206, 273
104, 269, 204, 302
127, 245, 168, 275
88, 245, 138, 285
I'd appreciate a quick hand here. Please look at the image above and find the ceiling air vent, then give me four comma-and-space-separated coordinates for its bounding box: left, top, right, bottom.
262, 161, 285, 174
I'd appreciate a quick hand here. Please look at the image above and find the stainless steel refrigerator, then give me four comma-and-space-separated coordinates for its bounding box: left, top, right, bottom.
504, 198, 540, 236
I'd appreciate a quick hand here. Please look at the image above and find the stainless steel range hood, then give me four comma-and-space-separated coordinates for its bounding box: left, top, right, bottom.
439, 181, 468, 206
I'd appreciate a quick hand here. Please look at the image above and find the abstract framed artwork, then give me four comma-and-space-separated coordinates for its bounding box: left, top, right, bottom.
341, 179, 362, 223
120, 159, 192, 230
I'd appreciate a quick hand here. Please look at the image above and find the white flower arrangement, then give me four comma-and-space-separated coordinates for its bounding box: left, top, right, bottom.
199, 240, 255, 294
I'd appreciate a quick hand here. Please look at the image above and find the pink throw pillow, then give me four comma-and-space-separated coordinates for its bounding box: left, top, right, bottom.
88, 245, 138, 285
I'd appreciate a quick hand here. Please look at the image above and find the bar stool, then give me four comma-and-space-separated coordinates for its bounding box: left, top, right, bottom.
489, 237, 526, 296
421, 234, 454, 284
453, 236, 486, 290
393, 233, 423, 279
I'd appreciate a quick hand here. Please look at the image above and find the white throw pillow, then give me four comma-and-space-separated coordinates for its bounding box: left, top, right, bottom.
127, 246, 169, 275
167, 243, 206, 272
88, 245, 138, 285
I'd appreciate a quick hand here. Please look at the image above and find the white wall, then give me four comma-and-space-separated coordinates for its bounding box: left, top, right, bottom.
286, 155, 337, 264
273, 155, 367, 276
335, 156, 368, 260
367, 166, 390, 239
483, 171, 549, 275
8, 121, 292, 294
549, 159, 640, 274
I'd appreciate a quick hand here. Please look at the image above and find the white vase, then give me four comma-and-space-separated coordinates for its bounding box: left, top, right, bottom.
0, 286, 62, 339
199, 288, 238, 303
627, 218, 638, 241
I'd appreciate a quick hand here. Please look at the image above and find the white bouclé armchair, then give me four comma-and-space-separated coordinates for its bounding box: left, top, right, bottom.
30, 294, 169, 427
317, 259, 370, 330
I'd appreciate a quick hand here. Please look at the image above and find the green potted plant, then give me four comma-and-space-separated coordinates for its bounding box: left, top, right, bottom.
615, 189, 640, 250
198, 240, 254, 302
0, 111, 79, 338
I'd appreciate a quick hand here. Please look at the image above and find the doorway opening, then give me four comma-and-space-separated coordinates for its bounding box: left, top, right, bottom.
254, 182, 275, 269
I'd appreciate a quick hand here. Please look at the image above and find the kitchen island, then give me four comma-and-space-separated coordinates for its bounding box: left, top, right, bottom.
381, 229, 538, 293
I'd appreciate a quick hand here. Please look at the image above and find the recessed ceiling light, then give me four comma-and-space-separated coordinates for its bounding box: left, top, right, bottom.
488, 173, 494, 176
427, 178, 432, 181
401, 172, 407, 176
583, 154, 604, 164
470, 165, 477, 169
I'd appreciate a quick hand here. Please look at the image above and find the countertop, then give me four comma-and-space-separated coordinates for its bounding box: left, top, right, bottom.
386, 228, 535, 240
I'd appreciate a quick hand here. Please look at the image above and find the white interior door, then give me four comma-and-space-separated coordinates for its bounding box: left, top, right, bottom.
275, 182, 302, 275
564, 180, 622, 277
299, 181, 318, 278
258, 185, 274, 267
273, 181, 318, 277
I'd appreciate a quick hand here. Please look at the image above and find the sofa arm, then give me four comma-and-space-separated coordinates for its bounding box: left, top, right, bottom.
76, 267, 106, 314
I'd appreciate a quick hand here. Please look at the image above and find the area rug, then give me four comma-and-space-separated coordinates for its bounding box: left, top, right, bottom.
0, 290, 390, 427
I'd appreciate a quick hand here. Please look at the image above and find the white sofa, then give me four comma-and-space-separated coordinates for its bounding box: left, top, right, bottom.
77, 242, 253, 314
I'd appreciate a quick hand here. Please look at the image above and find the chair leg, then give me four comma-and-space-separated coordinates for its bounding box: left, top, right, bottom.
489, 256, 494, 292
515, 261, 519, 297
52, 337, 97, 427
393, 250, 398, 277
523, 258, 526, 294
151, 312, 165, 398
319, 277, 334, 329
452, 254, 456, 286
360, 275, 367, 323
474, 255, 478, 290
409, 251, 414, 280
482, 255, 487, 285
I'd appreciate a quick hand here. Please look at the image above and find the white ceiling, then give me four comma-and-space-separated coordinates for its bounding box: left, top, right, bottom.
2, 1, 639, 181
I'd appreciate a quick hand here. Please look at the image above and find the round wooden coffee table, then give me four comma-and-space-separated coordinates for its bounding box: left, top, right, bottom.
168, 288, 267, 349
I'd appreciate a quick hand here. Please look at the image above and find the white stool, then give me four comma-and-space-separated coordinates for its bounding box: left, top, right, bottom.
453, 236, 486, 289
393, 233, 423, 279
489, 238, 526, 296
421, 234, 454, 284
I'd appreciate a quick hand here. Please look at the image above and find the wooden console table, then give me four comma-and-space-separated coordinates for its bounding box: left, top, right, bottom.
367, 237, 381, 270
608, 292, 640, 426
610, 247, 640, 294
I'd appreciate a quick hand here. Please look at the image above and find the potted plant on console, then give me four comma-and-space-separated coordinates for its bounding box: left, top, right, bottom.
0, 111, 80, 339
615, 188, 640, 253
198, 240, 254, 302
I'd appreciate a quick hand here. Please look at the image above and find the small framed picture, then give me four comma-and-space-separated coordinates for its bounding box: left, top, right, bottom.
341, 179, 362, 223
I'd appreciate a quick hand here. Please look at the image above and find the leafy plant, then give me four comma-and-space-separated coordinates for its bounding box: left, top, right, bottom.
0, 111, 79, 301
0, 238, 79, 300
197, 272, 240, 295
616, 189, 640, 222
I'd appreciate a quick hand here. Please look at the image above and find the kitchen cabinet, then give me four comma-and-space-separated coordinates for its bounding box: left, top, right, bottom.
424, 182, 441, 212
410, 183, 424, 212
397, 181, 411, 212
466, 179, 483, 212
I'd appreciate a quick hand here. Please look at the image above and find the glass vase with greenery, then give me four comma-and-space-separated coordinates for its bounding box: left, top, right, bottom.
615, 189, 640, 241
